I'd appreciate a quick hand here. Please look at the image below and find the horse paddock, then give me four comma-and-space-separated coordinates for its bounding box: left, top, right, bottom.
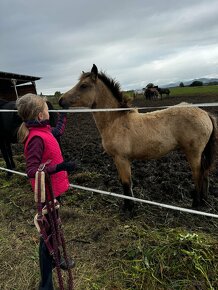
0, 93, 218, 289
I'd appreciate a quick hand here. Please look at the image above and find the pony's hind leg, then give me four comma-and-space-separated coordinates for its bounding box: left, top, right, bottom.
200, 174, 209, 203
199, 154, 210, 204
187, 153, 205, 208
113, 156, 134, 212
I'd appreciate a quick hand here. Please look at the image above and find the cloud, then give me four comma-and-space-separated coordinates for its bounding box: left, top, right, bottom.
0, 0, 218, 94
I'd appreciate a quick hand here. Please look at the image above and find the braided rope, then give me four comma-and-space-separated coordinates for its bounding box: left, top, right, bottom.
34, 168, 74, 290
45, 172, 74, 290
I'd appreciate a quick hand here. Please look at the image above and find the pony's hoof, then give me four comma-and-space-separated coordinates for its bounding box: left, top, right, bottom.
6, 173, 13, 178
120, 203, 136, 218
120, 209, 136, 220
191, 199, 200, 209
122, 201, 135, 212
192, 199, 207, 209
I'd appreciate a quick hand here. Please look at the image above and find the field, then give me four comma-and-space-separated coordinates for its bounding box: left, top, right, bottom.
169, 85, 218, 98
0, 87, 218, 289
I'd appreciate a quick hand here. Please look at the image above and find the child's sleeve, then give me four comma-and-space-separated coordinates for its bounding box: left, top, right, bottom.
51, 112, 67, 138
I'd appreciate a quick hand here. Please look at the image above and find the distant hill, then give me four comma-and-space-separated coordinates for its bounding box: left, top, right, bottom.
162, 78, 218, 88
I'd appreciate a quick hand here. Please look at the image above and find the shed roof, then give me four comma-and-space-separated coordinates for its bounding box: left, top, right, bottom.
0, 71, 41, 86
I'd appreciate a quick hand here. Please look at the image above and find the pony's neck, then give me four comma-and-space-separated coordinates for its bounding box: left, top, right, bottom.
92, 80, 121, 133
95, 81, 120, 108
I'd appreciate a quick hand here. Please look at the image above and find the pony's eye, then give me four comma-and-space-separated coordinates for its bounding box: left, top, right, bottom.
80, 83, 88, 89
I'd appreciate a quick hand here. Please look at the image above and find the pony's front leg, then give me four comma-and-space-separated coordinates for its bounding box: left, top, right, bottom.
113, 156, 135, 212
0, 141, 14, 176
6, 142, 15, 169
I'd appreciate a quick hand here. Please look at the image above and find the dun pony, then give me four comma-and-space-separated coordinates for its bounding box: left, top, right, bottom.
59, 64, 217, 212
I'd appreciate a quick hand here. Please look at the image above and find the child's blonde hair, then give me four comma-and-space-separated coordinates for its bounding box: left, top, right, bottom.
16, 93, 47, 143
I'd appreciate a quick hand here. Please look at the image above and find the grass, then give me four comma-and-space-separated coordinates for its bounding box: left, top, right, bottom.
169, 85, 218, 98
0, 159, 218, 290
117, 229, 218, 290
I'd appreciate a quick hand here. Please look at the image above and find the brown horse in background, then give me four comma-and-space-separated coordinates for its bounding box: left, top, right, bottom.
157, 87, 170, 99
59, 64, 217, 212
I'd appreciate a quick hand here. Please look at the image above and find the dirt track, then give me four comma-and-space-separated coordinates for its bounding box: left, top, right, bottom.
61, 94, 218, 220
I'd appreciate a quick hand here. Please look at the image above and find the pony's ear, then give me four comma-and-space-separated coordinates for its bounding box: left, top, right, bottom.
91, 64, 98, 81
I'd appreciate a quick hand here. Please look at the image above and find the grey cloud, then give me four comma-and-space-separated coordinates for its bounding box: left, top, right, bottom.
0, 0, 218, 93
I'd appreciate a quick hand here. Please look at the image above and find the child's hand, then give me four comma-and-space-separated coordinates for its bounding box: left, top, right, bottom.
56, 161, 76, 173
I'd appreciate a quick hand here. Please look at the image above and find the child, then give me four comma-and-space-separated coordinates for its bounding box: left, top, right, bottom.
16, 93, 75, 290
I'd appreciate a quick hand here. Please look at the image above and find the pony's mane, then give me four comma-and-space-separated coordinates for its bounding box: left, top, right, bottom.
82, 71, 129, 108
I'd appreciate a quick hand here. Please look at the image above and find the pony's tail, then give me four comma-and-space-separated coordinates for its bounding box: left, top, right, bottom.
201, 114, 218, 173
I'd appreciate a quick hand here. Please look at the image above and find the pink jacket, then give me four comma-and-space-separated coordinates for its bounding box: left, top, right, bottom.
24, 125, 69, 198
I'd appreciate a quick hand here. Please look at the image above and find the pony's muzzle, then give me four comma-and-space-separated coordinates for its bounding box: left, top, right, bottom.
59, 96, 80, 108
59, 97, 71, 109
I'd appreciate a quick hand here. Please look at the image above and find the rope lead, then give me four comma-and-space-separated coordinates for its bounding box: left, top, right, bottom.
34, 166, 74, 290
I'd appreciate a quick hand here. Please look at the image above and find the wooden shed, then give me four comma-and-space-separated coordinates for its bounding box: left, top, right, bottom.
0, 71, 41, 101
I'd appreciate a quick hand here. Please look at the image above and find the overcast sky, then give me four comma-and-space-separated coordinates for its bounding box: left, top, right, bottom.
1, 0, 218, 94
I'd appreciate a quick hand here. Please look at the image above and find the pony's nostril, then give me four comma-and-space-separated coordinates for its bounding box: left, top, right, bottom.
59, 98, 70, 109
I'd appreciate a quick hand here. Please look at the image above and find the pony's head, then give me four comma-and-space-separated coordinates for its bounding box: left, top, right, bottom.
59, 64, 128, 109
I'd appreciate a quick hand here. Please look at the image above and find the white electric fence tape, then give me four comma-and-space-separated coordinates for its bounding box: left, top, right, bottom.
1, 101, 218, 113
0, 166, 218, 219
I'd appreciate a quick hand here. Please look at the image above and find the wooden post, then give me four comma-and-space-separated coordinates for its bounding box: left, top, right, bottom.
11, 79, 18, 99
